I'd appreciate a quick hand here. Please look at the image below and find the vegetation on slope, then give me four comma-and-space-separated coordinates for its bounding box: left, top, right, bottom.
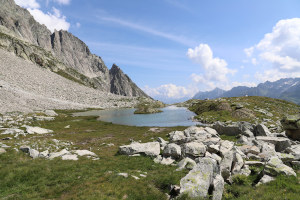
188, 96, 300, 125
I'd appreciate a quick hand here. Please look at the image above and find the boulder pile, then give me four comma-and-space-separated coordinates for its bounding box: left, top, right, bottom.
119, 124, 300, 199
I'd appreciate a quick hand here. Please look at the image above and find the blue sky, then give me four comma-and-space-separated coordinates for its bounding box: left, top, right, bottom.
15, 0, 300, 102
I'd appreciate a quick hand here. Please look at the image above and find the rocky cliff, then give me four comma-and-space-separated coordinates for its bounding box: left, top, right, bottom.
109, 64, 149, 97
0, 0, 148, 97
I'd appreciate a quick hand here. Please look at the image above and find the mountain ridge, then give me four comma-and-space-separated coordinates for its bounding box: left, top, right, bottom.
193, 78, 300, 104
0, 0, 149, 98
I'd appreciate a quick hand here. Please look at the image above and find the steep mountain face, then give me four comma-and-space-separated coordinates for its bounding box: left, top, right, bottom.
0, 0, 148, 97
109, 64, 149, 97
193, 88, 225, 99
193, 78, 300, 104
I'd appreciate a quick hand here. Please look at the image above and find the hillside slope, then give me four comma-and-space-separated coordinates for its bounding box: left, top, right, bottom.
0, 49, 137, 113
0, 0, 149, 98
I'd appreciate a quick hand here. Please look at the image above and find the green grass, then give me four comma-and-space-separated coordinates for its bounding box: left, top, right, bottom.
1, 110, 300, 199
189, 96, 300, 124
0, 111, 187, 199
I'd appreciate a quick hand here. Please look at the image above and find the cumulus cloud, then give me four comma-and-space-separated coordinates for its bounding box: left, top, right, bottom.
187, 44, 236, 89
245, 18, 300, 81
76, 22, 81, 28
144, 84, 197, 99
14, 0, 40, 9
27, 7, 70, 32
53, 0, 71, 5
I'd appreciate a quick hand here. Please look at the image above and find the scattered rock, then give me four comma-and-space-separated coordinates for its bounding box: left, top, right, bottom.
256, 175, 275, 186
73, 150, 97, 157
255, 124, 271, 136
180, 158, 219, 198
212, 174, 225, 200
48, 149, 70, 159
163, 143, 181, 159
25, 126, 53, 134
256, 136, 291, 152
177, 158, 197, 171
19, 145, 30, 153
264, 156, 296, 177
119, 142, 160, 157
29, 149, 39, 159
44, 110, 58, 117
62, 154, 78, 161
118, 173, 128, 178
182, 142, 206, 158
0, 148, 6, 154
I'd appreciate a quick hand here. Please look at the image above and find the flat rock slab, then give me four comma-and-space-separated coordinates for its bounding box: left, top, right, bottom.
73, 150, 97, 157
119, 142, 160, 157
256, 136, 291, 152
25, 126, 53, 134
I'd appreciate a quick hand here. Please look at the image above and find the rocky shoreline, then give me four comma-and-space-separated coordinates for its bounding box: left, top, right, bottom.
119, 118, 300, 199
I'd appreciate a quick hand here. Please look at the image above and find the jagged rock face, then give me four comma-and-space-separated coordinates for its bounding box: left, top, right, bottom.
51, 30, 110, 91
0, 0, 149, 97
109, 64, 149, 97
0, 0, 52, 50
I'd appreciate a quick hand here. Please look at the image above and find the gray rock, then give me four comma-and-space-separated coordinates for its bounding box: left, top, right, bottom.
255, 124, 271, 136
256, 175, 275, 186
157, 137, 168, 149
44, 110, 58, 116
238, 165, 251, 177
118, 173, 129, 178
62, 154, 78, 161
256, 136, 291, 152
276, 153, 295, 163
212, 174, 225, 200
208, 144, 220, 154
39, 150, 49, 158
48, 149, 70, 159
242, 129, 255, 138
206, 153, 222, 164
258, 143, 277, 161
25, 126, 53, 134
159, 157, 175, 165
232, 152, 244, 175
264, 156, 296, 177
163, 143, 181, 159
245, 161, 264, 167
177, 158, 197, 171
237, 135, 252, 145
285, 144, 300, 160
0, 147, 6, 154
182, 142, 206, 158
119, 142, 160, 157
202, 137, 220, 146
213, 121, 241, 136
73, 150, 97, 157
29, 149, 39, 159
180, 158, 218, 198
204, 127, 219, 137
219, 140, 234, 156
169, 131, 186, 144
19, 145, 30, 153
220, 151, 234, 179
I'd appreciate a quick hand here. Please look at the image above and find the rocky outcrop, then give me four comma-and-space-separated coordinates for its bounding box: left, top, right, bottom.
0, 0, 149, 98
119, 124, 300, 199
281, 114, 300, 140
109, 64, 149, 97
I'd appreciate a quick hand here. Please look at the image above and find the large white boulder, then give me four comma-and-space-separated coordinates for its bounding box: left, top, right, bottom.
25, 126, 53, 134
163, 143, 181, 159
180, 158, 219, 198
119, 142, 160, 157
182, 142, 206, 158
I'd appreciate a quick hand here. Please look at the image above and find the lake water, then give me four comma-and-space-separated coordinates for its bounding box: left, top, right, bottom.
73, 106, 200, 127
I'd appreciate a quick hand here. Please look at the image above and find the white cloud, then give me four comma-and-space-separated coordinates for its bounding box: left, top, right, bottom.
76, 22, 81, 28
144, 84, 197, 99
28, 7, 70, 32
53, 0, 71, 5
244, 47, 254, 57
101, 17, 195, 46
187, 44, 236, 90
14, 0, 40, 9
251, 58, 257, 65
246, 18, 300, 81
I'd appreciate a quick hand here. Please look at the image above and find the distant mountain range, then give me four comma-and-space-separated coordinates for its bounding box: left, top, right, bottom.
193, 78, 300, 104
